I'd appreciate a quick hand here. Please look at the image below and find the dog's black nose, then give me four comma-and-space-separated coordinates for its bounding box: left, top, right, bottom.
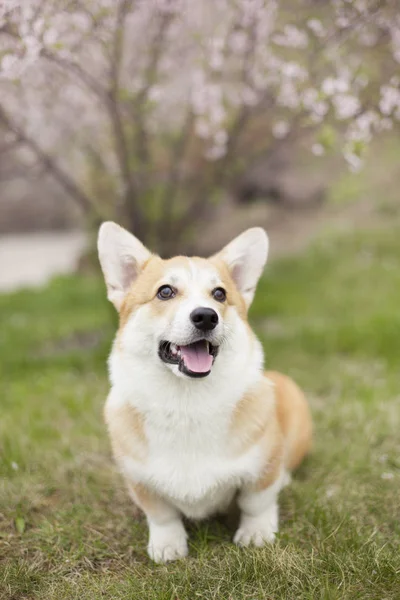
190, 307, 218, 331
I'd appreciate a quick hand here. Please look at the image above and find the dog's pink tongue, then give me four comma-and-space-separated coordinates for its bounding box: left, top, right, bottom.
180, 341, 213, 373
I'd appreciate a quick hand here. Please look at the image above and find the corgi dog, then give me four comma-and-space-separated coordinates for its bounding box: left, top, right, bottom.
98, 222, 312, 563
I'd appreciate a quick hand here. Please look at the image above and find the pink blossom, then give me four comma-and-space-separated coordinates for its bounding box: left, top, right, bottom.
277, 81, 300, 109
379, 85, 400, 116
1, 0, 399, 171
343, 150, 363, 172
229, 31, 248, 54
205, 144, 226, 161
273, 25, 308, 49
312, 143, 325, 156
195, 119, 211, 139
272, 121, 290, 139
322, 77, 349, 96
242, 87, 258, 107
307, 19, 326, 38
333, 94, 361, 120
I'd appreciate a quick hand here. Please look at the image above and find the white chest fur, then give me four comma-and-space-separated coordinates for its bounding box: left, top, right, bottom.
120, 402, 264, 518
108, 328, 266, 519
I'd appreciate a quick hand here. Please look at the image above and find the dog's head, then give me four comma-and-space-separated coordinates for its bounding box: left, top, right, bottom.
98, 223, 268, 379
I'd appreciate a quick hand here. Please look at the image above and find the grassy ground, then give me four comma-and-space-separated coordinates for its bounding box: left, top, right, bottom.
1, 220, 399, 600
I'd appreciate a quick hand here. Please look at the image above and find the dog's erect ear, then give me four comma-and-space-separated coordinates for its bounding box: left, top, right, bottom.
97, 222, 152, 310
215, 228, 269, 307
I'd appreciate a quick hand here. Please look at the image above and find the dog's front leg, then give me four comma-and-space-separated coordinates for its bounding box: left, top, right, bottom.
234, 470, 286, 547
127, 481, 188, 563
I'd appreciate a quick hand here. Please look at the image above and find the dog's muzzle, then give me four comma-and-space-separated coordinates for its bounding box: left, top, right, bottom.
158, 339, 219, 378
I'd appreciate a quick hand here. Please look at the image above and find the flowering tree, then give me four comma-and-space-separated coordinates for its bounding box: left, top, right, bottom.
0, 0, 399, 252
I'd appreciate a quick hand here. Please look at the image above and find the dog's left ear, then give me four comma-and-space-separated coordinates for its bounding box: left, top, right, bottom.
97, 221, 152, 310
214, 228, 269, 307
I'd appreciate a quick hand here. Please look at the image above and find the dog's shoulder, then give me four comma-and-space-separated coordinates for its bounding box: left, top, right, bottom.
104, 391, 147, 462
227, 375, 277, 455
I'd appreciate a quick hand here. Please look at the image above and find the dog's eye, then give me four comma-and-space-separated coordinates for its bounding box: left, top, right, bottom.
157, 285, 176, 300
212, 287, 226, 302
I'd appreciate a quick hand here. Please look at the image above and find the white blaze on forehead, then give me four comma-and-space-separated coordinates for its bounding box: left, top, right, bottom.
163, 259, 221, 295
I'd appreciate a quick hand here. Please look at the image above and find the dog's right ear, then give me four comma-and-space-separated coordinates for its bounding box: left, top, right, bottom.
97, 222, 152, 310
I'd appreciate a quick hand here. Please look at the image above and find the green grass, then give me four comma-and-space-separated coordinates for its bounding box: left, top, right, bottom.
1, 222, 400, 600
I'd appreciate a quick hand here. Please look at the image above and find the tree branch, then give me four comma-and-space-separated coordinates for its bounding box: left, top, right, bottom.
0, 105, 96, 215
107, 0, 146, 236
157, 108, 194, 248
0, 138, 20, 155
131, 10, 173, 168
41, 49, 110, 106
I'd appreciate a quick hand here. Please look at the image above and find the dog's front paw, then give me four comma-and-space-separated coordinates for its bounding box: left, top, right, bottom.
234, 524, 276, 547
148, 539, 188, 563
148, 520, 188, 563
234, 511, 277, 547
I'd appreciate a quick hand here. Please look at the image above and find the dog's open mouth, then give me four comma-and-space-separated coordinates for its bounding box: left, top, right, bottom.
158, 339, 219, 378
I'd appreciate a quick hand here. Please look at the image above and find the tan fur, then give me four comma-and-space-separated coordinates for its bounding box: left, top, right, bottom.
254, 437, 285, 491
119, 255, 164, 325
104, 400, 147, 462
230, 380, 284, 492
267, 371, 312, 471
229, 371, 312, 491
229, 378, 275, 455
210, 256, 248, 320
126, 482, 169, 520
107, 369, 311, 517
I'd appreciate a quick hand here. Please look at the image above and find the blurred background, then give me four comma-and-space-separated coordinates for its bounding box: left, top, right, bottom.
0, 0, 399, 291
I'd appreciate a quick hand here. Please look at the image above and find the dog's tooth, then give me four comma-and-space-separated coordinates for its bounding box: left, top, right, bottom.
171, 343, 178, 355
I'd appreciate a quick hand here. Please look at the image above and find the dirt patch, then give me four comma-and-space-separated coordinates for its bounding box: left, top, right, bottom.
0, 231, 87, 292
